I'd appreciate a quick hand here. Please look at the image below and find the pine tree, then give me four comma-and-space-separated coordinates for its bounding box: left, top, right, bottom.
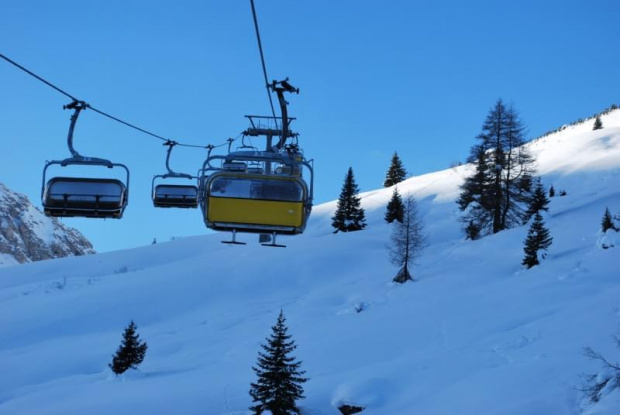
523, 177, 550, 223
458, 145, 494, 235
549, 184, 555, 198
388, 194, 426, 283
593, 116, 603, 130
332, 167, 366, 232
109, 320, 148, 375
383, 152, 407, 187
522, 212, 553, 269
249, 310, 308, 415
601, 207, 618, 232
385, 187, 405, 223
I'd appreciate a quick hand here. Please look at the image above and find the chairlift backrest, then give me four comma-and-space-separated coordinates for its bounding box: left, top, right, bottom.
43, 176, 128, 218
153, 184, 199, 208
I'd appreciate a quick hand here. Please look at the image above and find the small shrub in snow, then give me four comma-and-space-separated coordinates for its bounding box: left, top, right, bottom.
580, 341, 620, 404
601, 207, 618, 233
338, 404, 365, 414
109, 320, 148, 375
559, 190, 567, 196
114, 265, 129, 274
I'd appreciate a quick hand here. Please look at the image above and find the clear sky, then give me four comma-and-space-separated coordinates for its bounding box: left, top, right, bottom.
1, 0, 619, 252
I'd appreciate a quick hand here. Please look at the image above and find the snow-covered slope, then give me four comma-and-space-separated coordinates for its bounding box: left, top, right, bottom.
0, 110, 619, 414
0, 183, 95, 266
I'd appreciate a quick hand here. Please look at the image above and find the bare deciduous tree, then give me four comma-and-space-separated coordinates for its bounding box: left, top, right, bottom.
388, 194, 426, 283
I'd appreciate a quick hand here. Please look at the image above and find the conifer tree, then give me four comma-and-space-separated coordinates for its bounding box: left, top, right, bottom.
383, 152, 407, 187
385, 187, 405, 223
249, 310, 308, 415
464, 220, 482, 240
332, 167, 366, 232
458, 99, 535, 236
601, 207, 618, 232
109, 320, 148, 375
522, 212, 553, 269
388, 194, 426, 283
549, 184, 555, 198
523, 177, 550, 223
593, 116, 603, 130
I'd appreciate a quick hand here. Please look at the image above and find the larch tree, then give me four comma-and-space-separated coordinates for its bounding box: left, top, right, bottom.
458, 99, 535, 237
384, 152, 407, 187
385, 187, 405, 223
522, 212, 553, 269
388, 194, 426, 283
332, 167, 366, 233
249, 310, 308, 415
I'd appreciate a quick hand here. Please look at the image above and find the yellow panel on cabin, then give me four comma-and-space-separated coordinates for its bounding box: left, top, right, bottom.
207, 197, 304, 228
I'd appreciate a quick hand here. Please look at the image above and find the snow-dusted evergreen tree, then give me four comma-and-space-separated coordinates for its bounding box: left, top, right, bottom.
249, 310, 307, 415
549, 184, 555, 198
523, 177, 550, 223
109, 320, 148, 375
601, 207, 618, 232
332, 167, 366, 232
384, 152, 407, 187
458, 99, 535, 236
388, 194, 426, 283
522, 212, 553, 269
593, 115, 604, 130
385, 187, 404, 223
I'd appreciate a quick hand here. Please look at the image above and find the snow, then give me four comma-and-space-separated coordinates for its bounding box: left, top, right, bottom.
0, 110, 620, 414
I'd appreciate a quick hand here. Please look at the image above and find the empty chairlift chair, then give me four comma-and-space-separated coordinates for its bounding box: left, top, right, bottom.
151, 141, 199, 209
41, 101, 130, 219
43, 176, 127, 218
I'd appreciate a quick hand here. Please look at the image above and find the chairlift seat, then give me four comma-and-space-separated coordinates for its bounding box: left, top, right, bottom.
43, 177, 127, 218
153, 184, 198, 208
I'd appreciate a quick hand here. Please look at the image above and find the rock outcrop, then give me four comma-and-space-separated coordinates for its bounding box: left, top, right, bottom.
0, 182, 95, 265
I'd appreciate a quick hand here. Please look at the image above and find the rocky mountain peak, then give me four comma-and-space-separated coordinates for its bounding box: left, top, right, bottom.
0, 182, 95, 266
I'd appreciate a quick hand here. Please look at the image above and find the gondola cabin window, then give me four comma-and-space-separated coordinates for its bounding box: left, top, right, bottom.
209, 177, 303, 202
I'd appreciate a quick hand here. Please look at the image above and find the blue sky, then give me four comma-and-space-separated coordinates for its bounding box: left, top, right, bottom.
1, 0, 619, 252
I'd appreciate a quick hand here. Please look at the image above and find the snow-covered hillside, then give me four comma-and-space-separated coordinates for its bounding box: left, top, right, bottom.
1, 110, 619, 414
0, 183, 95, 266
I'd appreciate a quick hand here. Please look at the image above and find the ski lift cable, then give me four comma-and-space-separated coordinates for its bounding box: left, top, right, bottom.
249, 0, 279, 129
0, 52, 235, 150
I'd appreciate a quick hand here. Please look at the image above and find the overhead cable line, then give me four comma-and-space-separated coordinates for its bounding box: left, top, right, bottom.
249, 0, 278, 128
0, 52, 231, 150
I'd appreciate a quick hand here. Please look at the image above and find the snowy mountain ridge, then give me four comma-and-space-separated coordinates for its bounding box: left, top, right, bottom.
0, 182, 95, 266
0, 109, 619, 414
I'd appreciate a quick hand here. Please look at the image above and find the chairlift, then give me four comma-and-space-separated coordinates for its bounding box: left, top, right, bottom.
152, 141, 199, 209
197, 80, 313, 247
41, 101, 130, 219
199, 81, 313, 246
